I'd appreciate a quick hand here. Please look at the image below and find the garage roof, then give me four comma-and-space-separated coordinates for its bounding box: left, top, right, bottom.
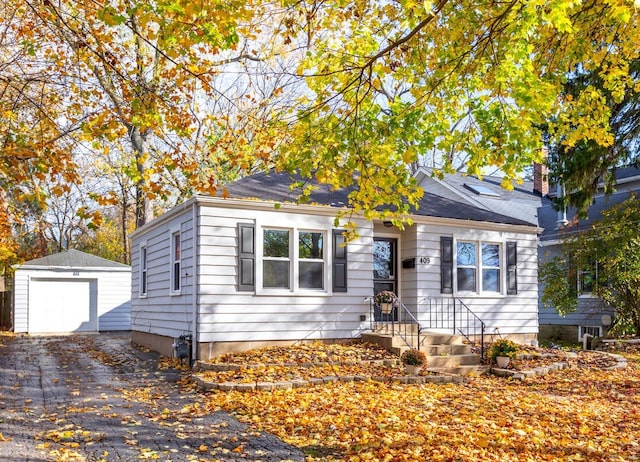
20, 249, 129, 269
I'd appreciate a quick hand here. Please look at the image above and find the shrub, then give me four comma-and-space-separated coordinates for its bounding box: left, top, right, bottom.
401, 349, 426, 366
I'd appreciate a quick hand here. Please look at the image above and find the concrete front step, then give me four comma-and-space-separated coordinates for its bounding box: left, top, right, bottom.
361, 331, 484, 376
427, 353, 481, 368
423, 344, 472, 356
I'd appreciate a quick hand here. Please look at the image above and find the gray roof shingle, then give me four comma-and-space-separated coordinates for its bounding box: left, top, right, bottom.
21, 249, 129, 269
222, 171, 535, 227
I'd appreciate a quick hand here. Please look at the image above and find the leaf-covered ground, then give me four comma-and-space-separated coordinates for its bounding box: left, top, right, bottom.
199, 342, 640, 461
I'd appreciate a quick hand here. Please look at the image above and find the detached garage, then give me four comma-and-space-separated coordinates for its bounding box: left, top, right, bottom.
13, 249, 131, 334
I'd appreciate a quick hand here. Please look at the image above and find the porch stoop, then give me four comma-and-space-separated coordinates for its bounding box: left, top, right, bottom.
361, 326, 489, 376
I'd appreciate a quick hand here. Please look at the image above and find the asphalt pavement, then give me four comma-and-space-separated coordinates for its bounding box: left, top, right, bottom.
0, 333, 305, 461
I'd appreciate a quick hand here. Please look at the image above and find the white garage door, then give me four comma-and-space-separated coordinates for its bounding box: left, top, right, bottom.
28, 279, 98, 333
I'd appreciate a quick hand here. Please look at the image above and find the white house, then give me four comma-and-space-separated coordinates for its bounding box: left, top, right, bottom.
130, 170, 541, 360
14, 249, 131, 333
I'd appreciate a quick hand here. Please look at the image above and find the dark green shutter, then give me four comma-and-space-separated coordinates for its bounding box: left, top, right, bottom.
332, 230, 348, 292
238, 223, 255, 291
440, 236, 453, 294
506, 241, 517, 295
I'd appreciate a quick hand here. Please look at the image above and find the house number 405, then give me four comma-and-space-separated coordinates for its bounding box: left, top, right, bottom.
419, 257, 430, 264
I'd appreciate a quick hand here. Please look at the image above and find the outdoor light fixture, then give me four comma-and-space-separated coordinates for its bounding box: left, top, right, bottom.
383, 221, 393, 227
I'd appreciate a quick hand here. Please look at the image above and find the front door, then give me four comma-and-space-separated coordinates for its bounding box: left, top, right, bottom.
373, 237, 398, 321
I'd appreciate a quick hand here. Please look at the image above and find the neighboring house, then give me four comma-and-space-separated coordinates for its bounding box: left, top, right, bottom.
14, 249, 131, 333
537, 166, 640, 342
130, 169, 541, 360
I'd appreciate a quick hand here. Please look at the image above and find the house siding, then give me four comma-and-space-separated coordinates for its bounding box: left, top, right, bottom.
195, 205, 373, 344
410, 222, 539, 336
13, 271, 28, 333
97, 271, 133, 330
131, 206, 195, 339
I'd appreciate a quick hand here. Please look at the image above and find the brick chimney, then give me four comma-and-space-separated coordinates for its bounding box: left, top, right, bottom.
533, 151, 549, 196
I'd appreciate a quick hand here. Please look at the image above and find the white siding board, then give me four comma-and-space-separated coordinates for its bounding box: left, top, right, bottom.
97, 271, 131, 330
12, 272, 29, 333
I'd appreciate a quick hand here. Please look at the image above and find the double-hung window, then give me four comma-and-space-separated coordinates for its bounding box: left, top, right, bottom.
481, 244, 501, 292
170, 231, 181, 294
140, 245, 147, 297
456, 242, 477, 292
261, 228, 326, 291
441, 237, 512, 295
238, 224, 342, 293
455, 241, 501, 294
263, 229, 291, 289
298, 231, 324, 289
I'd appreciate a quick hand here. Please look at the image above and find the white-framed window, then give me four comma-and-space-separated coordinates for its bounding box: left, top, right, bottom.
578, 260, 599, 296
170, 230, 181, 294
578, 325, 602, 341
260, 227, 327, 292
441, 237, 516, 296
140, 244, 147, 297
455, 241, 501, 294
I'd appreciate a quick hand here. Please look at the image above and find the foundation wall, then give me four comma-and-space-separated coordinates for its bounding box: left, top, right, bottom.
132, 331, 177, 358
538, 324, 579, 343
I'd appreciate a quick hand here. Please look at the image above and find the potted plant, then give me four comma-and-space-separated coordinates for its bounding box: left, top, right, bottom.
489, 339, 519, 368
374, 290, 398, 314
401, 349, 426, 375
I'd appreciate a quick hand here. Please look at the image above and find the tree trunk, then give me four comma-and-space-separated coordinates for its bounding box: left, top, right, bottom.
130, 126, 152, 229
120, 183, 130, 264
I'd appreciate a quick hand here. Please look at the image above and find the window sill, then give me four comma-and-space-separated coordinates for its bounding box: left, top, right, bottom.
578, 294, 599, 299
256, 289, 330, 297
453, 292, 506, 298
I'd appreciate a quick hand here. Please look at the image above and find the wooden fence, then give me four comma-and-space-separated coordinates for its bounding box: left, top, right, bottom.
0, 291, 12, 331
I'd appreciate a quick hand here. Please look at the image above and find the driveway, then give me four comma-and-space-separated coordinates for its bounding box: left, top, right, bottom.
0, 333, 304, 461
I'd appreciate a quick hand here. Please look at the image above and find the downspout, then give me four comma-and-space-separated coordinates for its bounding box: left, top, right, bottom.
191, 201, 199, 365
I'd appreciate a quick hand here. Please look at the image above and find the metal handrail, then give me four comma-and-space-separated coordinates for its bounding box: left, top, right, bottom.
369, 298, 422, 350
419, 297, 486, 361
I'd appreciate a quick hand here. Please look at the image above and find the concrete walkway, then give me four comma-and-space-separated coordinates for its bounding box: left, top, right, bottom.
0, 333, 304, 461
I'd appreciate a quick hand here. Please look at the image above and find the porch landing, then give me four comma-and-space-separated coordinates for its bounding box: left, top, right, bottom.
361, 325, 489, 376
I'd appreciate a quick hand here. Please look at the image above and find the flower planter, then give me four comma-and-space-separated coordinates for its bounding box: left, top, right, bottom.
380, 303, 393, 314
496, 356, 510, 368
404, 364, 423, 375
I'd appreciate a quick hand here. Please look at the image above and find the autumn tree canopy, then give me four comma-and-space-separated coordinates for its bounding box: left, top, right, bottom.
548, 58, 640, 215
1, 0, 639, 262
276, 0, 640, 221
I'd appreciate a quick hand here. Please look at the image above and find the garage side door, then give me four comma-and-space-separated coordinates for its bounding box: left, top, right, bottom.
28, 279, 98, 333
